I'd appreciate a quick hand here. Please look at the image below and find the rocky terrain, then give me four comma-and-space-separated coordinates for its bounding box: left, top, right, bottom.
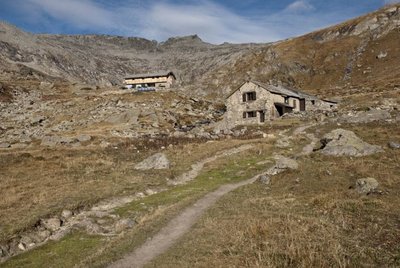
0, 3, 399, 267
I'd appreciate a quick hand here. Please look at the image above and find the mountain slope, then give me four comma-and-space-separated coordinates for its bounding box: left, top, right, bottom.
0, 4, 399, 100
209, 4, 400, 98
0, 23, 261, 87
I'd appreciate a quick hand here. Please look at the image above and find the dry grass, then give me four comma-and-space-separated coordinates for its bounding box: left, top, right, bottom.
149, 122, 400, 268
0, 135, 259, 242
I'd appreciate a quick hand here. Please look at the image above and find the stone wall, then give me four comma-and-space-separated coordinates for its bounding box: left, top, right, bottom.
226, 82, 302, 127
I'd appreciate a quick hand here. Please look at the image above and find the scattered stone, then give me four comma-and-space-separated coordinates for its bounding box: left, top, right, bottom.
266, 155, 298, 176
41, 218, 62, 232
274, 155, 299, 170
258, 174, 271, 185
76, 134, 91, 142
136, 192, 145, 198
0, 143, 11, 148
144, 189, 156, 196
275, 137, 291, 148
376, 51, 387, 59
319, 129, 383, 156
30, 115, 46, 125
388, 141, 400, 149
0, 245, 7, 257
355, 177, 379, 194
115, 218, 135, 233
17, 243, 26, 251
33, 230, 51, 243
61, 209, 73, 219
340, 109, 391, 124
134, 153, 170, 170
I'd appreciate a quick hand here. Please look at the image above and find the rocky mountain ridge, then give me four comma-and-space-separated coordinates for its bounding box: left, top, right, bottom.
0, 22, 261, 88
1, 4, 399, 99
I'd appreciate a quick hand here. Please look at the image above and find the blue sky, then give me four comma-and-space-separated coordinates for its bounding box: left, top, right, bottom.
0, 0, 399, 44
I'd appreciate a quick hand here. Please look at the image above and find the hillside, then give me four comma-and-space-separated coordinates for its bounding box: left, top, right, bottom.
0, 4, 400, 267
211, 4, 400, 99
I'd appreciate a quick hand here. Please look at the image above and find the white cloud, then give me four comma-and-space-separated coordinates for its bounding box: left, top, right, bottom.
384, 0, 400, 4
6, 0, 380, 44
284, 0, 315, 13
25, 0, 117, 29
137, 1, 281, 44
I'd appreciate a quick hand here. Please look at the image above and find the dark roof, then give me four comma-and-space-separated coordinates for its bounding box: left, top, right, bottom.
274, 102, 294, 108
125, 71, 176, 80
252, 81, 301, 98
226, 80, 303, 99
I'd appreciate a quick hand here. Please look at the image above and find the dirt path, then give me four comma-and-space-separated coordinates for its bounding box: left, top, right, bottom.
108, 175, 259, 268
108, 127, 321, 268
169, 144, 254, 185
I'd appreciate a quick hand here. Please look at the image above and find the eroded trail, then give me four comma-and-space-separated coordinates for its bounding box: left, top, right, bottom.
108, 125, 320, 268
108, 175, 259, 268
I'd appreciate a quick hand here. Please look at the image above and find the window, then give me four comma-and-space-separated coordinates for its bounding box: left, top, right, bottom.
311, 100, 315, 105
284, 97, 289, 104
243, 112, 247, 119
247, 111, 257, 118
242, 92, 257, 102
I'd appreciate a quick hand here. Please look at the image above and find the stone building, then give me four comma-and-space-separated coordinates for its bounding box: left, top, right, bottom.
225, 81, 336, 126
124, 71, 176, 91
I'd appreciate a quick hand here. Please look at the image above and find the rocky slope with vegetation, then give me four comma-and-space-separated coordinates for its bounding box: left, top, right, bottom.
0, 3, 399, 267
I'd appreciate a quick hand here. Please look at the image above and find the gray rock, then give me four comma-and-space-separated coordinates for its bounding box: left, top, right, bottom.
388, 141, 400, 149
41, 218, 62, 232
76, 134, 91, 142
340, 109, 391, 124
376, 51, 387, 59
144, 189, 156, 195
106, 110, 139, 125
355, 177, 379, 194
0, 244, 8, 257
17, 243, 26, 251
30, 115, 46, 125
258, 174, 271, 185
41, 136, 59, 147
275, 137, 291, 148
135, 153, 170, 170
266, 155, 298, 176
61, 209, 73, 219
0, 143, 11, 148
319, 129, 383, 156
274, 155, 299, 170
115, 218, 135, 233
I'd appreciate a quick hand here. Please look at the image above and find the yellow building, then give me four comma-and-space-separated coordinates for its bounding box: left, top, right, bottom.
124, 71, 176, 91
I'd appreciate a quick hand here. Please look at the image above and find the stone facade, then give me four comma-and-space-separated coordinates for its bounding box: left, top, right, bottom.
124, 71, 176, 90
225, 81, 336, 127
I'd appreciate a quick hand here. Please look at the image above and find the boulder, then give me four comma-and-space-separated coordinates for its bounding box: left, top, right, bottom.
135, 153, 170, 170
115, 218, 135, 233
41, 218, 62, 232
76, 134, 91, 143
61, 209, 73, 219
355, 177, 379, 194
388, 141, 400, 149
319, 129, 383, 157
258, 174, 271, 185
340, 109, 391, 124
266, 155, 298, 176
0, 143, 11, 148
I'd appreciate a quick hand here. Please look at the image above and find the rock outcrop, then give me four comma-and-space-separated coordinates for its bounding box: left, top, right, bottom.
319, 129, 383, 156
134, 153, 170, 170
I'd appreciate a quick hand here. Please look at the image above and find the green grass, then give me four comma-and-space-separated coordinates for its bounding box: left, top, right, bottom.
1, 144, 276, 268
1, 233, 102, 268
